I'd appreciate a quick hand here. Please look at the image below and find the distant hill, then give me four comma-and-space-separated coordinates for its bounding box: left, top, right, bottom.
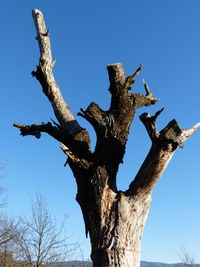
142, 261, 189, 267
49, 261, 200, 267
142, 262, 200, 267
49, 261, 91, 267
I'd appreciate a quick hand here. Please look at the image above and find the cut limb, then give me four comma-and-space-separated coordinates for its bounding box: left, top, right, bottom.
128, 111, 200, 195
14, 9, 200, 267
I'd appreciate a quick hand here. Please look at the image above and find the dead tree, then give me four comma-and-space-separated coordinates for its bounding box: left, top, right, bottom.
14, 9, 200, 267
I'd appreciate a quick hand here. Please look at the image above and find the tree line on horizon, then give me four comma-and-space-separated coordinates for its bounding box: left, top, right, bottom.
0, 182, 196, 267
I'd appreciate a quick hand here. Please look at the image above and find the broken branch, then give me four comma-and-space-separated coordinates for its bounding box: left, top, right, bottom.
142, 79, 151, 96
128, 117, 200, 195
124, 64, 142, 90
13, 122, 63, 142
139, 108, 164, 141
32, 9, 82, 136
179, 122, 200, 143
60, 143, 80, 165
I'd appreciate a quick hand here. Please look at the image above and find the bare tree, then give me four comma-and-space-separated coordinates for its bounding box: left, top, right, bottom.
14, 196, 75, 267
0, 166, 7, 209
14, 10, 200, 267
179, 248, 196, 267
0, 217, 12, 247
0, 170, 18, 267
0, 216, 20, 267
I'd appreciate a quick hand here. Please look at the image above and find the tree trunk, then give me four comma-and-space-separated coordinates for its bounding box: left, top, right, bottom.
14, 9, 200, 267
70, 161, 152, 267
89, 192, 151, 267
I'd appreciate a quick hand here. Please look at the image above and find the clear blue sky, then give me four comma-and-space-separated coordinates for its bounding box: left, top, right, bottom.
0, 0, 200, 263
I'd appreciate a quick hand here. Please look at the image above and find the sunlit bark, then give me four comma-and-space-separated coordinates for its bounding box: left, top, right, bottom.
14, 9, 200, 267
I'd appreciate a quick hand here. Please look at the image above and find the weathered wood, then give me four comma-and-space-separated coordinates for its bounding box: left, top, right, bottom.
14, 9, 200, 267
88, 193, 151, 267
32, 9, 82, 136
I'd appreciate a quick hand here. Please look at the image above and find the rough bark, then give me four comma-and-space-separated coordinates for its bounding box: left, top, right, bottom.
14, 9, 200, 267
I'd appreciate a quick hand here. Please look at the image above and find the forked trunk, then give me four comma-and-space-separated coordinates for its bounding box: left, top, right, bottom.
75, 168, 152, 267
14, 9, 200, 267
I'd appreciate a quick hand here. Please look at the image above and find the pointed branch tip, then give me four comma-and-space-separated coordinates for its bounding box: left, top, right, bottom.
51, 59, 56, 68
154, 108, 164, 119
131, 64, 143, 79
77, 108, 87, 118
60, 142, 80, 163
180, 122, 200, 143
142, 79, 151, 95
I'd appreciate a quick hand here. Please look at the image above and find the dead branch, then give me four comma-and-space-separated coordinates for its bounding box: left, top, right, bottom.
142, 79, 151, 95
123, 64, 143, 90
139, 108, 164, 141
13, 122, 63, 142
128, 112, 200, 195
32, 9, 82, 136
179, 122, 200, 143
60, 143, 80, 165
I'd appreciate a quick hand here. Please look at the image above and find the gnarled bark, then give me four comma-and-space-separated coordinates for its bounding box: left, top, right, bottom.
14, 9, 200, 267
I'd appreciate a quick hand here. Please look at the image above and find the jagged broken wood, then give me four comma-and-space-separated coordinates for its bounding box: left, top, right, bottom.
14, 9, 200, 267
